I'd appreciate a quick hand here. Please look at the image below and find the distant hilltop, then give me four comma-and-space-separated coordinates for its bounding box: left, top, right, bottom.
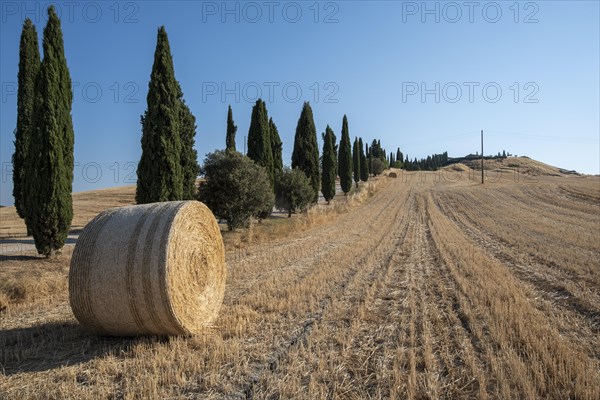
445, 156, 581, 177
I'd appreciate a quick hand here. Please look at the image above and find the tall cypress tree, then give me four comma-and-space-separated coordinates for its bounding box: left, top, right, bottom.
338, 115, 352, 194
13, 18, 40, 226
177, 83, 199, 200
291, 102, 320, 202
226, 104, 237, 153
321, 125, 336, 204
247, 99, 273, 187
332, 130, 338, 178
353, 137, 360, 187
368, 146, 373, 175
359, 138, 368, 182
321, 129, 338, 177
136, 26, 182, 204
269, 117, 283, 185
23, 6, 73, 257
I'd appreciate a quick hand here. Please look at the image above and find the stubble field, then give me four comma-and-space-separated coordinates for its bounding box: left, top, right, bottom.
1, 169, 599, 399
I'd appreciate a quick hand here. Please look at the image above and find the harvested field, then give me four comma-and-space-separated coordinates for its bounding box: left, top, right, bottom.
1, 171, 599, 399
0, 186, 136, 239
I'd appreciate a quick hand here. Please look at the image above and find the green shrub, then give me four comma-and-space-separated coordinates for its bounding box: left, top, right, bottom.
371, 158, 385, 176
275, 168, 315, 217
198, 151, 274, 230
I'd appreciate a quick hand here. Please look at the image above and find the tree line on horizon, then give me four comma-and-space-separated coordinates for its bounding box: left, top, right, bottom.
12, 13, 413, 254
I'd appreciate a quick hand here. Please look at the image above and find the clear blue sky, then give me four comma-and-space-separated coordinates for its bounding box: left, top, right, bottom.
1, 1, 599, 205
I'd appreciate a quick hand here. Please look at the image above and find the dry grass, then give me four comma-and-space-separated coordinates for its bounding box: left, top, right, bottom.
0, 186, 136, 239
455, 155, 581, 177
222, 175, 389, 249
1, 169, 599, 399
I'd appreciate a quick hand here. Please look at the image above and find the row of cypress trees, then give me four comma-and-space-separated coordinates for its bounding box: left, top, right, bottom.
246, 105, 384, 204
227, 101, 387, 207
12, 14, 404, 254
12, 8, 74, 257
137, 26, 403, 211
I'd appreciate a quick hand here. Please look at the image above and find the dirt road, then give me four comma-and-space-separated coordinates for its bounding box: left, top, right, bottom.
1, 172, 599, 399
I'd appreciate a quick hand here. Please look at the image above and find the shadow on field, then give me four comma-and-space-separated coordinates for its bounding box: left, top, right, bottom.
0, 321, 164, 375
0, 254, 40, 262
0, 237, 78, 246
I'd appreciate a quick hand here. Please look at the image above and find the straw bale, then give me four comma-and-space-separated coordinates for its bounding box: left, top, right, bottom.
69, 201, 226, 336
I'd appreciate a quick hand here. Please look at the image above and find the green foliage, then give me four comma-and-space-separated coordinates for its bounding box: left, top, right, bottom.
275, 168, 315, 217
367, 144, 372, 175
270, 117, 283, 185
226, 105, 237, 153
247, 99, 274, 189
371, 158, 385, 176
359, 138, 368, 182
23, 7, 74, 256
13, 19, 40, 223
370, 139, 388, 163
404, 151, 449, 171
353, 137, 361, 187
321, 125, 336, 203
198, 151, 274, 230
178, 84, 199, 200
396, 148, 404, 165
331, 130, 338, 178
292, 102, 320, 202
338, 115, 353, 194
136, 26, 183, 204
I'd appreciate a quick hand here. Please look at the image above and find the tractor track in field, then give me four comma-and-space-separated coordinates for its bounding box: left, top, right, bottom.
430, 191, 600, 340
236, 183, 413, 399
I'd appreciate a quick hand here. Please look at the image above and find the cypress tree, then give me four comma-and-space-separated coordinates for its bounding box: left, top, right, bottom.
332, 130, 338, 178
23, 6, 73, 257
270, 117, 283, 185
177, 83, 199, 200
13, 18, 40, 226
291, 102, 320, 202
136, 26, 182, 204
338, 115, 352, 194
321, 125, 336, 203
359, 138, 368, 182
321, 129, 338, 177
353, 137, 360, 187
368, 147, 373, 175
226, 104, 237, 153
247, 99, 273, 188
366, 143, 371, 175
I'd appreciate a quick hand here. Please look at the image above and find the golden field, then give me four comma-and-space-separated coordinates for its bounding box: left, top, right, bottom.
1, 162, 599, 399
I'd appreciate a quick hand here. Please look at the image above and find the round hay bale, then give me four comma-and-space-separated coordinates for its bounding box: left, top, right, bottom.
388, 172, 397, 178
69, 201, 226, 336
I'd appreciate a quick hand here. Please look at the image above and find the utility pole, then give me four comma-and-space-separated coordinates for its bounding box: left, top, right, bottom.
481, 130, 484, 184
